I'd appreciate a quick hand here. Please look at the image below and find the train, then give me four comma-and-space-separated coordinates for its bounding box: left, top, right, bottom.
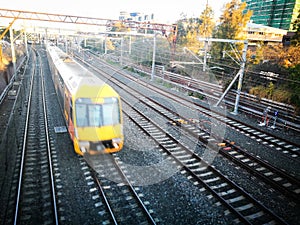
46, 44, 124, 155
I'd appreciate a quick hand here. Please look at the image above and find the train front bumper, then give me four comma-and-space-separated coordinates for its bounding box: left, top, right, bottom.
79, 138, 123, 155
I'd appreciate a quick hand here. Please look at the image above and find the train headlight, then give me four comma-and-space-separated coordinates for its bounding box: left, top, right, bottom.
79, 141, 90, 153
80, 146, 87, 153
112, 138, 122, 148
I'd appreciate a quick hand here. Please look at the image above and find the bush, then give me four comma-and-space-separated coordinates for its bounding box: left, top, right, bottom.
249, 85, 291, 103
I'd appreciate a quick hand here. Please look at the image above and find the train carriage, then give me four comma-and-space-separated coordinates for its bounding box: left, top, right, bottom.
46, 44, 123, 155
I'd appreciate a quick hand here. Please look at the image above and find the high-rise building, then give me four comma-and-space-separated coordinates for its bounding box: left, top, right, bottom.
242, 0, 300, 30
119, 11, 154, 23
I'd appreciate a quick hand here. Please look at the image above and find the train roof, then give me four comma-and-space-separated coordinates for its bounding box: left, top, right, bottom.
47, 44, 118, 99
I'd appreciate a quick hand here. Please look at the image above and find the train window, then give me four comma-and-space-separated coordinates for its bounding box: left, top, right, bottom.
75, 98, 120, 127
88, 105, 103, 126
76, 104, 89, 127
102, 98, 120, 126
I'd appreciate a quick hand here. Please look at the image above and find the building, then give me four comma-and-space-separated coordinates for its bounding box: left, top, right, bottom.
242, 0, 300, 30
245, 22, 287, 44
119, 11, 154, 23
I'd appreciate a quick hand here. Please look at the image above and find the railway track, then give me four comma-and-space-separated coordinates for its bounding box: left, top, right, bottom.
81, 154, 158, 224
76, 51, 300, 161
73, 52, 299, 223
122, 58, 300, 133
77, 50, 300, 159
122, 101, 288, 224
143, 82, 300, 159
133, 95, 300, 202
5, 49, 58, 225
118, 73, 300, 159
158, 67, 297, 121
91, 50, 299, 133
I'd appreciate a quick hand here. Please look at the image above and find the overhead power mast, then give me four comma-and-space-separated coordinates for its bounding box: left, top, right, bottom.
198, 38, 248, 115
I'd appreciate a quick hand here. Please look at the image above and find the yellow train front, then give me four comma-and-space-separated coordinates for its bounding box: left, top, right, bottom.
46, 44, 124, 155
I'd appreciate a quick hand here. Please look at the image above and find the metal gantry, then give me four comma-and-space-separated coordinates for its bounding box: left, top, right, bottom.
0, 8, 176, 32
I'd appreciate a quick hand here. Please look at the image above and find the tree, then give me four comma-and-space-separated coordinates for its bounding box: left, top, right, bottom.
215, 0, 252, 39
174, 19, 186, 46
291, 9, 300, 46
110, 21, 130, 33
198, 4, 215, 38
247, 42, 264, 64
288, 65, 300, 113
211, 0, 252, 59
184, 29, 201, 53
177, 17, 201, 53
261, 44, 300, 68
175, 5, 215, 54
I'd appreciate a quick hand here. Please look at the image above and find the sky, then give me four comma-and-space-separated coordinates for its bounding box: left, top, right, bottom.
1, 0, 230, 24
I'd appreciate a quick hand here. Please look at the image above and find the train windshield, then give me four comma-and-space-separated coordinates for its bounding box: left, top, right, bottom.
75, 97, 120, 127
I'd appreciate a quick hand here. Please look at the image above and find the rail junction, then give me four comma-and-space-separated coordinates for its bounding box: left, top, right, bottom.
0, 8, 299, 225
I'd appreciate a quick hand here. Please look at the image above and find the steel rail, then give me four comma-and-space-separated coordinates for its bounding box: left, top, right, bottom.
76, 52, 300, 157
38, 50, 59, 225
121, 104, 283, 225
113, 157, 158, 224
13, 48, 36, 225
73, 52, 288, 223
74, 49, 292, 224
90, 169, 119, 225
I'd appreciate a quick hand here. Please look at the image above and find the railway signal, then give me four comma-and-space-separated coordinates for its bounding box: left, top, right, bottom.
271, 110, 278, 129
259, 106, 271, 127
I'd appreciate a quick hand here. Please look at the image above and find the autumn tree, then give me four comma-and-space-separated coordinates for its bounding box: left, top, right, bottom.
176, 5, 215, 53
215, 0, 252, 39
199, 4, 215, 38
184, 28, 201, 53
211, 0, 252, 58
110, 21, 130, 33
247, 17, 300, 113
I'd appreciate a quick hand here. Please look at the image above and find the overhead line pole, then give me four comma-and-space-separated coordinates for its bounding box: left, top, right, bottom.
233, 40, 248, 115
198, 38, 248, 115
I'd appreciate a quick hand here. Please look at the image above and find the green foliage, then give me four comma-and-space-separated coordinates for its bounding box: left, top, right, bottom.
266, 82, 274, 98
247, 42, 264, 64
249, 85, 268, 99
291, 9, 300, 46
248, 63, 300, 113
175, 21, 187, 45
188, 91, 204, 100
287, 64, 300, 112
249, 84, 291, 103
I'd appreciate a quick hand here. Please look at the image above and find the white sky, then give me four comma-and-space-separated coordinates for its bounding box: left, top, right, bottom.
1, 0, 230, 24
